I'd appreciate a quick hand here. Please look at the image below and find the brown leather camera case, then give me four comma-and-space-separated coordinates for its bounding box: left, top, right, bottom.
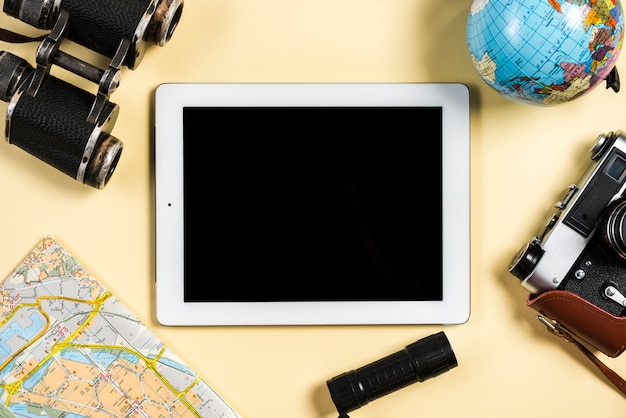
528, 290, 626, 358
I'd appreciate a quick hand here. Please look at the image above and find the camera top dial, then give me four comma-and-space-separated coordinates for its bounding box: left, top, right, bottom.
591, 132, 615, 161
509, 240, 545, 281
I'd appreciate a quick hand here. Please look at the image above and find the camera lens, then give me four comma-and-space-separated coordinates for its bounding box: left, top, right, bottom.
509, 241, 544, 280
601, 198, 626, 261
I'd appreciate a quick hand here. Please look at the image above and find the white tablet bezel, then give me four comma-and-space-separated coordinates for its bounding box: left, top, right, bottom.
154, 83, 470, 326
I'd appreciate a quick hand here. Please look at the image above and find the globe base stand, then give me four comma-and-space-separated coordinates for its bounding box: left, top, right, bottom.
606, 67, 620, 93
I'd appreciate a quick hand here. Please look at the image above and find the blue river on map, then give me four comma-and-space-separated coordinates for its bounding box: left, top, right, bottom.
60, 348, 140, 367
158, 356, 195, 375
21, 359, 52, 391
0, 311, 46, 364
9, 403, 85, 418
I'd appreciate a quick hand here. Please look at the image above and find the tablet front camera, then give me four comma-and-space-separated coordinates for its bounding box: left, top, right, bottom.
0, 0, 184, 189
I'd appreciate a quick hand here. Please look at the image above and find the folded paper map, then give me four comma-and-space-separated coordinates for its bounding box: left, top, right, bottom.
0, 237, 240, 417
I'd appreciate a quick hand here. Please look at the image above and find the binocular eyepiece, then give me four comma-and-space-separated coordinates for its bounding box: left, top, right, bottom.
0, 0, 184, 189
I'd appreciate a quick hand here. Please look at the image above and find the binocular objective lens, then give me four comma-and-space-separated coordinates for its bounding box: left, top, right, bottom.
147, 0, 184, 46
85, 134, 123, 189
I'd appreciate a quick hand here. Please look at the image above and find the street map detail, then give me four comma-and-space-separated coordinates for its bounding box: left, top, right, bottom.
0, 237, 240, 418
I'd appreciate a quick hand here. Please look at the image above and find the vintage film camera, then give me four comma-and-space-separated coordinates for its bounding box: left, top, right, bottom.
0, 0, 184, 189
509, 131, 626, 317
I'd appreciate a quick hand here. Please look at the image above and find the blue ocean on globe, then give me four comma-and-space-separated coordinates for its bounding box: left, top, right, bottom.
467, 0, 624, 105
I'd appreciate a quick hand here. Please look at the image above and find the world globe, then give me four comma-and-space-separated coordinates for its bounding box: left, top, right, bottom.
466, 0, 624, 106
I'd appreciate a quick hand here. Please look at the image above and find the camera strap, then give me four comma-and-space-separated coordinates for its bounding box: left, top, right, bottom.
0, 28, 45, 43
537, 314, 626, 398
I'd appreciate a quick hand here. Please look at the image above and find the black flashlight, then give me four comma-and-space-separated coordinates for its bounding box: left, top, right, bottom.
326, 331, 458, 417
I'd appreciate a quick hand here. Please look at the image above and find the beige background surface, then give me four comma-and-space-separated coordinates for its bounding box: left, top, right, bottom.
1, 1, 626, 416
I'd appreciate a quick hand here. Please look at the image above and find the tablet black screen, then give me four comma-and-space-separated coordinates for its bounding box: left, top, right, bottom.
182, 107, 442, 302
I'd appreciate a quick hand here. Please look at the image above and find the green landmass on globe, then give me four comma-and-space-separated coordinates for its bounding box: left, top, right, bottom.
467, 0, 624, 105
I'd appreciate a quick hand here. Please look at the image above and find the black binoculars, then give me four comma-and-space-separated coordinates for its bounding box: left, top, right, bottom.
0, 0, 184, 189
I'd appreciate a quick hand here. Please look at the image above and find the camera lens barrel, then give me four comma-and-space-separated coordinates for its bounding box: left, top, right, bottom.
601, 198, 626, 261
0, 52, 123, 189
326, 331, 458, 414
3, 0, 184, 69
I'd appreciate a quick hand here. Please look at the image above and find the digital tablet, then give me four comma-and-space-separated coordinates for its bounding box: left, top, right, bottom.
154, 83, 471, 326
